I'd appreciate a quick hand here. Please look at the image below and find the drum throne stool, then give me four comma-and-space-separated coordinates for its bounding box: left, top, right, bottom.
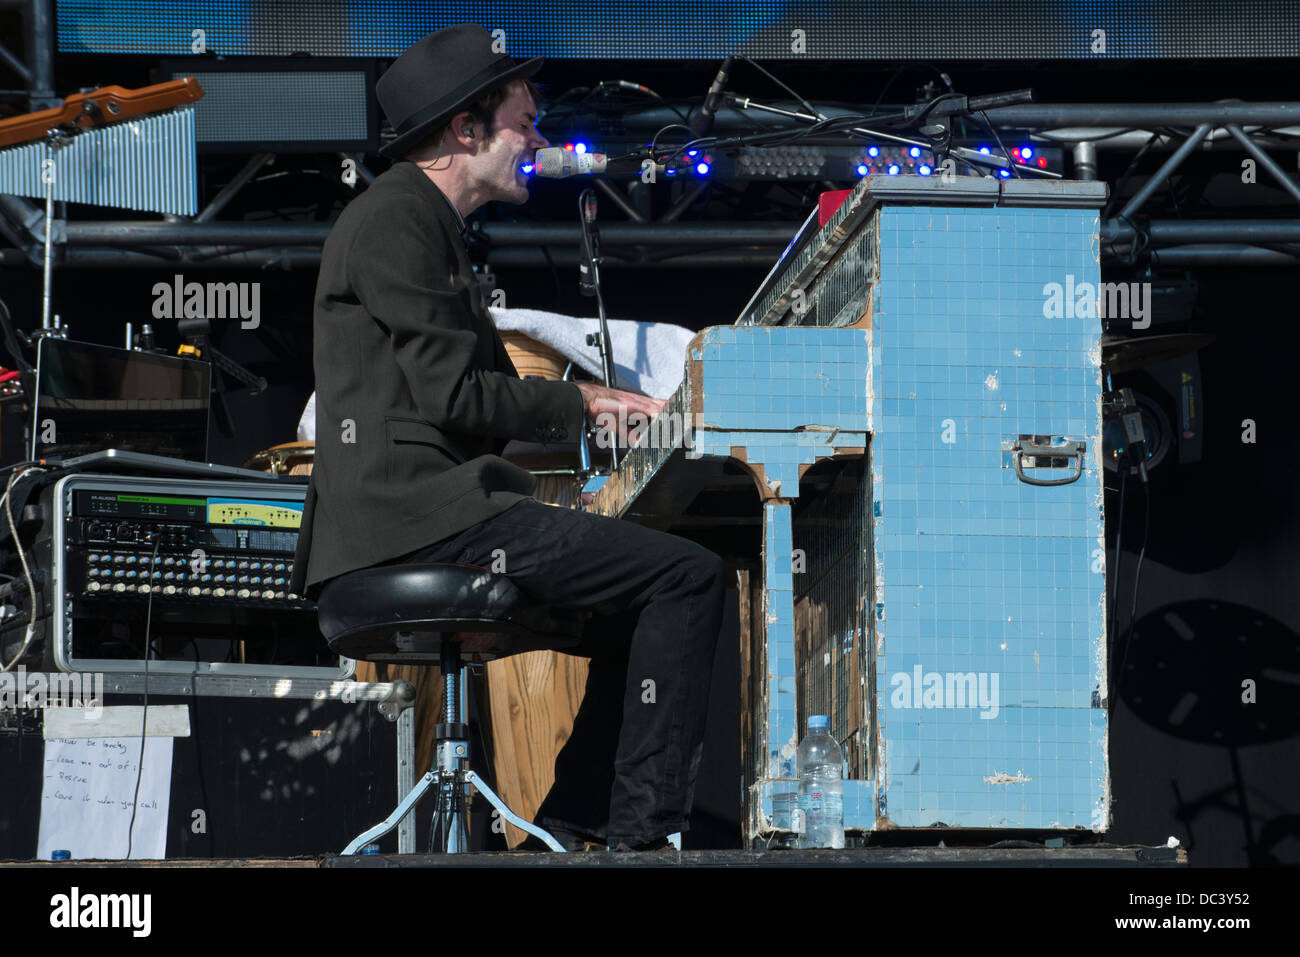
316, 562, 585, 853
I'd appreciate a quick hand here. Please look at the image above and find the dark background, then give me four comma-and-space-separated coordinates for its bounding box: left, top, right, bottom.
1, 38, 1297, 863
0, 694, 400, 859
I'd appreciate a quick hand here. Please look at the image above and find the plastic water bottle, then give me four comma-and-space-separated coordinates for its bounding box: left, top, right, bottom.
796, 715, 845, 848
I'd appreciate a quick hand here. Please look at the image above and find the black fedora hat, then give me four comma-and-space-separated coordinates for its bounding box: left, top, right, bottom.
376, 23, 542, 160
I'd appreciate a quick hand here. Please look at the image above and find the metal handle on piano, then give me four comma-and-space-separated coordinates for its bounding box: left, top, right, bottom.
1010, 438, 1085, 487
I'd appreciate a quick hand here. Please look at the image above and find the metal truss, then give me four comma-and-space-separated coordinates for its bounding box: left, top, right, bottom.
0, 0, 1297, 272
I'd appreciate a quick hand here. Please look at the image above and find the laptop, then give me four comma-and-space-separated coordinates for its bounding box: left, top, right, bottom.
29, 337, 211, 463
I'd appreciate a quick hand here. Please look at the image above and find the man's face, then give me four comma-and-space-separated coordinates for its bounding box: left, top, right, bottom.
471, 83, 548, 205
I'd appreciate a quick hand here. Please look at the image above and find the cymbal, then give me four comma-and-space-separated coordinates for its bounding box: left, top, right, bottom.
1101, 333, 1215, 374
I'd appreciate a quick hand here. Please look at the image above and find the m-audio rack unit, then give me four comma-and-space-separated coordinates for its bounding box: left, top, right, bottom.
1, 472, 350, 678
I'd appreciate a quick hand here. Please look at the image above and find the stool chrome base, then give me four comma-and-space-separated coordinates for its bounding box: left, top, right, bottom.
341, 766, 567, 854
341, 636, 566, 855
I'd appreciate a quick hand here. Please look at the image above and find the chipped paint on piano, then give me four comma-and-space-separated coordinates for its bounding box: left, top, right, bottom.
858, 181, 1109, 834
588, 173, 1111, 844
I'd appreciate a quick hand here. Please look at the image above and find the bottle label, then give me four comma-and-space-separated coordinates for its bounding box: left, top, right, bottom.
798, 790, 843, 821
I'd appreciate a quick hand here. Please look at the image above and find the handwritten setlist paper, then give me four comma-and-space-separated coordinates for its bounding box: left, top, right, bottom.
37, 736, 174, 860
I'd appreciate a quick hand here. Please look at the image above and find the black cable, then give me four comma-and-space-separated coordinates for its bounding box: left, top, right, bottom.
0, 296, 36, 406
546, 85, 593, 110
1109, 213, 1152, 268
1108, 467, 1127, 698
977, 110, 1021, 179
612, 92, 974, 178
1115, 481, 1151, 700
600, 81, 691, 126
734, 55, 822, 123
628, 114, 806, 167
547, 80, 692, 127
125, 536, 161, 859
539, 244, 563, 309
1101, 131, 1162, 221
953, 152, 988, 177
1, 466, 43, 672
648, 122, 697, 161
0, 460, 41, 478
866, 65, 907, 118
0, 296, 33, 371
631, 110, 818, 165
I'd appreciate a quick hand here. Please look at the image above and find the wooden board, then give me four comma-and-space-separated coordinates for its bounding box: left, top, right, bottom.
486, 651, 588, 847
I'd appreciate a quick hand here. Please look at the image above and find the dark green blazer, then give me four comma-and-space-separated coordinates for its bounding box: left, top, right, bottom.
289, 161, 583, 599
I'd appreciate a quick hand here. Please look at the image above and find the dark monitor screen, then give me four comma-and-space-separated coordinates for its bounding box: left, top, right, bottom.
31, 338, 211, 463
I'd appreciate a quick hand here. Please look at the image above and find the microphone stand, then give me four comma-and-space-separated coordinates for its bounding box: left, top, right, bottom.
577, 188, 619, 470
176, 316, 268, 440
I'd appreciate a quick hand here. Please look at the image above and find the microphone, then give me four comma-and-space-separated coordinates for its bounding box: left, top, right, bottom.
533, 148, 608, 178
690, 55, 735, 136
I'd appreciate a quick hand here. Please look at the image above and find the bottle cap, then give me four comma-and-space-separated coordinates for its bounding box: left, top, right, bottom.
51, 849, 71, 861
808, 715, 829, 730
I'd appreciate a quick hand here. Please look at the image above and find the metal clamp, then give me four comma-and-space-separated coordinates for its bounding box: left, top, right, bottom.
377, 679, 416, 722
1009, 437, 1085, 487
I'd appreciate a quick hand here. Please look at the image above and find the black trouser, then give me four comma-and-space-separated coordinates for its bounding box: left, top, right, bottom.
393, 498, 726, 846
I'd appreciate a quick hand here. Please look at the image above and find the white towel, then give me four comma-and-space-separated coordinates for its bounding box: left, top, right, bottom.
490, 306, 693, 399
297, 307, 695, 442
297, 391, 317, 442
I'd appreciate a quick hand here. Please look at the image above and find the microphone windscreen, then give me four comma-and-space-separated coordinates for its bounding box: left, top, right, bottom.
533, 148, 607, 177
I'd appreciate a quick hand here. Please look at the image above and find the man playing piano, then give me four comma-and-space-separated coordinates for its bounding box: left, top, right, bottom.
289, 24, 726, 852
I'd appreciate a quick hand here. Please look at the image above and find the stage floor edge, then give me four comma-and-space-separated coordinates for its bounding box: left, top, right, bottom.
0, 844, 1185, 868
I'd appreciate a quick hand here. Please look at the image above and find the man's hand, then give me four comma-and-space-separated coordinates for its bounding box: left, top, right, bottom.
575, 380, 667, 446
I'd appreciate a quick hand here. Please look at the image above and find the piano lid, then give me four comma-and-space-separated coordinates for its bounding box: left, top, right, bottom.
734, 174, 1106, 329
